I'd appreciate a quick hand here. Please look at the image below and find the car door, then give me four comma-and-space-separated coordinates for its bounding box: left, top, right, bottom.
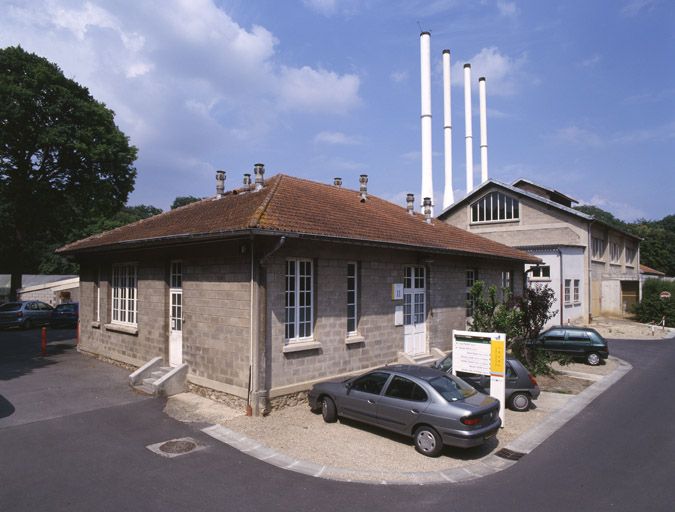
38, 302, 53, 324
339, 371, 390, 426
377, 375, 429, 434
538, 328, 567, 354
565, 330, 591, 357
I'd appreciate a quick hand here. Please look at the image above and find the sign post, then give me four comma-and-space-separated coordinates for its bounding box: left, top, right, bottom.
452, 330, 507, 426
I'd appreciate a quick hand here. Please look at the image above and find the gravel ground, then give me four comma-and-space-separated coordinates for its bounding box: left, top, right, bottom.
587, 316, 673, 340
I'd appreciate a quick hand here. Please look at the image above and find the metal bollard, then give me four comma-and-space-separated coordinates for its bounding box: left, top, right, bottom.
41, 326, 47, 356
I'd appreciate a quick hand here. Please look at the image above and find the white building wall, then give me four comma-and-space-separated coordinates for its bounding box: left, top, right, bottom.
526, 247, 586, 328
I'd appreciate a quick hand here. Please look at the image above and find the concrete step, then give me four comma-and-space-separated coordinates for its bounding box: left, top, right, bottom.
151, 370, 169, 379
135, 384, 156, 395
142, 377, 156, 386
414, 355, 437, 366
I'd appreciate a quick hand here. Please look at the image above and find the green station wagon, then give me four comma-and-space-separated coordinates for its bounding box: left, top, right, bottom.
529, 326, 609, 365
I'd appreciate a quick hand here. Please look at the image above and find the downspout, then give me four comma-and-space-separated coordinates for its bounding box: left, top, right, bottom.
248, 235, 286, 416
587, 223, 593, 323
558, 248, 564, 326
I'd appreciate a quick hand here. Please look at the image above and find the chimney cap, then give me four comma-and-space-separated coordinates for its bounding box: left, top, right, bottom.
420, 31, 431, 36
464, 63, 471, 68
479, 76, 486, 82
442, 49, 450, 54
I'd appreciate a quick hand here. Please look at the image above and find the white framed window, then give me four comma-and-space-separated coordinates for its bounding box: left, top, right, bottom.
466, 269, 477, 317
347, 262, 359, 335
530, 265, 551, 280
285, 259, 313, 341
592, 237, 605, 260
501, 271, 512, 299
610, 242, 621, 263
564, 279, 571, 305
170, 261, 183, 332
573, 279, 580, 304
471, 192, 519, 224
95, 266, 101, 322
111, 263, 137, 325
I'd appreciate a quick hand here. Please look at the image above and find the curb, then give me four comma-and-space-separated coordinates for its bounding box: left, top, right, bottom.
201, 357, 633, 485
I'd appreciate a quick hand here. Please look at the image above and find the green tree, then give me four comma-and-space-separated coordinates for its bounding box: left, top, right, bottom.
468, 281, 563, 375
0, 46, 137, 298
171, 196, 202, 209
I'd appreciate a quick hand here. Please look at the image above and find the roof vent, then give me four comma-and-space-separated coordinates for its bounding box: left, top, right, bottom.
333, 177, 342, 187
406, 193, 415, 215
253, 163, 265, 191
359, 174, 368, 202
423, 197, 432, 224
243, 173, 251, 187
216, 170, 226, 198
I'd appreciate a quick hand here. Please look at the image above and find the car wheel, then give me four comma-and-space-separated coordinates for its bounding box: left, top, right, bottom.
23, 319, 32, 330
586, 352, 601, 366
321, 397, 338, 423
508, 392, 531, 412
413, 426, 443, 457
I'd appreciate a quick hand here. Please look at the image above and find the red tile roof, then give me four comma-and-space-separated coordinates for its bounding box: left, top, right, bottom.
58, 174, 540, 263
640, 263, 665, 276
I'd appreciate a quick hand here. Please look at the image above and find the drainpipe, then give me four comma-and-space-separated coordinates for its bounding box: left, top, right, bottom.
557, 248, 564, 326
587, 223, 593, 323
248, 236, 287, 416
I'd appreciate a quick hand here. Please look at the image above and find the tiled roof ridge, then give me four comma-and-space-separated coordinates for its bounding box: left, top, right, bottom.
248, 174, 283, 228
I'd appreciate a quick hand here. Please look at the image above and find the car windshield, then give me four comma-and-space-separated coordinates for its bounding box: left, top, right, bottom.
428, 374, 477, 402
0, 303, 21, 312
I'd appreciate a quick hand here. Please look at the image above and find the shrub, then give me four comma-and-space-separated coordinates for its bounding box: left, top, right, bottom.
632, 279, 675, 327
468, 281, 566, 375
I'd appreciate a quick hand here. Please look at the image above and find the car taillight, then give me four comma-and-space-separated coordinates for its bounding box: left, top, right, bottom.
528, 373, 538, 386
461, 416, 481, 426
16, 311, 23, 318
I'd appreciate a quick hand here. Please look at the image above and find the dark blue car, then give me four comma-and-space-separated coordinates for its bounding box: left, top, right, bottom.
50, 302, 79, 328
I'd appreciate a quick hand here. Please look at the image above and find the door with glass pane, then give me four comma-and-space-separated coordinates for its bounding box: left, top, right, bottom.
403, 266, 426, 356
169, 261, 183, 367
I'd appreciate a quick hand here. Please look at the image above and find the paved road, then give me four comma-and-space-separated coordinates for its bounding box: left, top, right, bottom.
1, 329, 673, 511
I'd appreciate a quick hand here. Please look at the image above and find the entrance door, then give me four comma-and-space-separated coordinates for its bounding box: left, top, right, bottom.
169, 261, 183, 367
403, 266, 426, 356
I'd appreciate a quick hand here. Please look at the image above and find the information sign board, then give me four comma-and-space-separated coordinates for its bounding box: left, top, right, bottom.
452, 330, 506, 426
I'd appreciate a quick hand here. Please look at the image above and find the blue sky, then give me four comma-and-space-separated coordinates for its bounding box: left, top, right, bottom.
1, 0, 673, 220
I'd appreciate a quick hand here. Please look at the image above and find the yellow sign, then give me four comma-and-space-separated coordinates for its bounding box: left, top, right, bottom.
490, 339, 506, 375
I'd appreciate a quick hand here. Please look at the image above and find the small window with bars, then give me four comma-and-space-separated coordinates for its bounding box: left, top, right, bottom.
112, 263, 137, 325
347, 262, 359, 335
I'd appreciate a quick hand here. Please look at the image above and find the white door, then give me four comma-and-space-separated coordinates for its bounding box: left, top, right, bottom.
169, 261, 183, 367
403, 266, 426, 356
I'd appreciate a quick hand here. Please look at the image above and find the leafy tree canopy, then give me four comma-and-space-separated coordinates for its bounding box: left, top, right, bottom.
0, 46, 137, 297
171, 196, 202, 209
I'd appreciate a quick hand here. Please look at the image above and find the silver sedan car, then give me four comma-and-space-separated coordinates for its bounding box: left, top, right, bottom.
308, 364, 501, 457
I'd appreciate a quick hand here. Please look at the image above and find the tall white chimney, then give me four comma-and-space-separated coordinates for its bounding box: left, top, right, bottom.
442, 49, 453, 209
420, 31, 434, 215
479, 76, 488, 184
464, 64, 474, 194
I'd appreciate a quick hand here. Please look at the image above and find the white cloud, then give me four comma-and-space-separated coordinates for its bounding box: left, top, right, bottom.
583, 195, 646, 221
620, 0, 659, 17
390, 70, 408, 83
497, 1, 518, 17
314, 131, 362, 145
0, 0, 361, 166
278, 66, 361, 113
579, 53, 602, 68
550, 126, 604, 147
452, 47, 529, 96
302, 0, 338, 16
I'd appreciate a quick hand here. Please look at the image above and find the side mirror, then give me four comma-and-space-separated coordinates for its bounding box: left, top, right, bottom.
345, 382, 352, 394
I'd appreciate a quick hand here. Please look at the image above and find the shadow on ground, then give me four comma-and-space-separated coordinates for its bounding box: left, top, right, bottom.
0, 327, 77, 382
